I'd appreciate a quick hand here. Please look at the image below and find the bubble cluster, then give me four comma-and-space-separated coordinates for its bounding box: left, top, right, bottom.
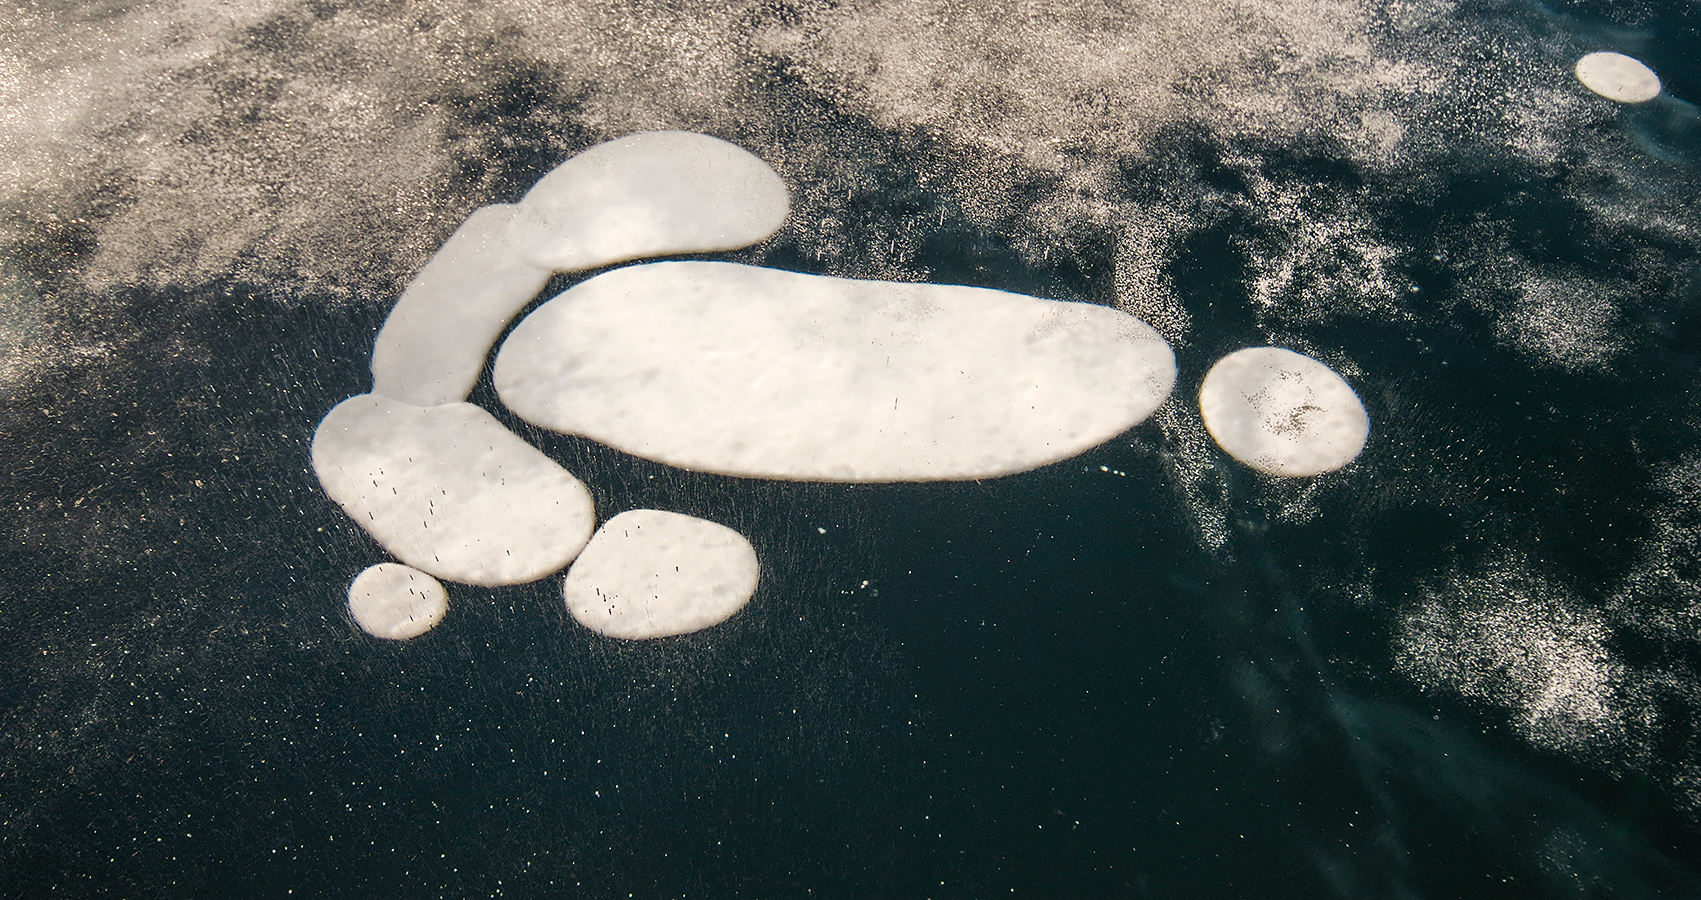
313, 132, 791, 636
317, 132, 1178, 639
563, 510, 760, 640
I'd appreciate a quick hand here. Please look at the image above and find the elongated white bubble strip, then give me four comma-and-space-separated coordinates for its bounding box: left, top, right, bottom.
1198, 347, 1369, 477
348, 563, 449, 640
370, 131, 791, 407
369, 205, 554, 407
1574, 52, 1661, 104
312, 393, 596, 586
495, 261, 1176, 481
563, 509, 760, 640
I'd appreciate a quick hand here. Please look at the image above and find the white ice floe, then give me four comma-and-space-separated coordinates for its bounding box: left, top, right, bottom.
347, 562, 449, 640
1198, 347, 1368, 477
494, 260, 1176, 481
563, 509, 760, 640
312, 393, 596, 586
1574, 52, 1661, 104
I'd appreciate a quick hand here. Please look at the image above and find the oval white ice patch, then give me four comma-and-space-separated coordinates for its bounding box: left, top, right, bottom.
348, 562, 448, 640
1574, 52, 1661, 104
312, 394, 596, 585
493, 261, 1176, 482
1198, 346, 1369, 477
563, 509, 759, 640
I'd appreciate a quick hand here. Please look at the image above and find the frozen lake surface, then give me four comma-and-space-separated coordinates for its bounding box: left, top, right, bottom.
2, 0, 1700, 896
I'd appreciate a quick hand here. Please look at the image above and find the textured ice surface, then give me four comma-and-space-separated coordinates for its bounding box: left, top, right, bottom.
8, 0, 1701, 891
1497, 275, 1624, 372
563, 509, 759, 640
311, 393, 595, 586
495, 260, 1176, 481
1575, 52, 1661, 104
347, 563, 449, 640
1198, 347, 1368, 477
370, 131, 790, 407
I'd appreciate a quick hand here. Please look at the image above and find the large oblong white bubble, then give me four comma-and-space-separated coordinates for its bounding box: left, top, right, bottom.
1575, 52, 1661, 104
494, 260, 1176, 482
563, 509, 759, 640
347, 562, 449, 640
312, 393, 596, 585
1198, 347, 1369, 477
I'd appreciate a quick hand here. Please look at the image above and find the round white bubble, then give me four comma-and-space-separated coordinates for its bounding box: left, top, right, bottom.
563, 509, 759, 640
1575, 52, 1661, 104
348, 563, 449, 640
1198, 347, 1369, 477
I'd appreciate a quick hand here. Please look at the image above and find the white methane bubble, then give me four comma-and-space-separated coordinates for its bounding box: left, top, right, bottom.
1497, 274, 1624, 372
1574, 52, 1662, 104
563, 509, 760, 640
369, 131, 791, 407
493, 260, 1177, 481
511, 131, 790, 273
367, 204, 556, 408
348, 563, 449, 640
311, 394, 595, 586
1198, 347, 1369, 477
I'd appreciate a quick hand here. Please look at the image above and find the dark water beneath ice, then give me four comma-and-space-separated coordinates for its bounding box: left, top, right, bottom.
4, 0, 1701, 897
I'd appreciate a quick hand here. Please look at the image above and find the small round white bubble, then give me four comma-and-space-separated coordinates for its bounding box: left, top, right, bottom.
347, 563, 449, 640
1574, 52, 1661, 104
563, 509, 759, 640
1198, 347, 1369, 477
